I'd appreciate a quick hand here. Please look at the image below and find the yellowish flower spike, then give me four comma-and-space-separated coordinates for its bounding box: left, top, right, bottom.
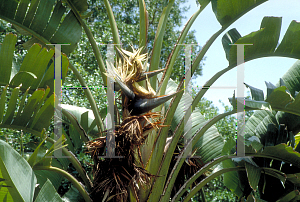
107, 46, 155, 97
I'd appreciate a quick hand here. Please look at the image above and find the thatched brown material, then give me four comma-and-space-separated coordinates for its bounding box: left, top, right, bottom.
86, 112, 165, 201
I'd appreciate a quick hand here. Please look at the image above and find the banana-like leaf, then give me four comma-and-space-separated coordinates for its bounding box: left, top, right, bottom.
279, 61, 300, 97
68, 0, 88, 13
0, 86, 54, 132
222, 28, 242, 61
61, 104, 99, 137
261, 144, 300, 168
275, 20, 300, 60
0, 140, 36, 202
228, 87, 300, 116
244, 60, 300, 143
244, 83, 264, 101
245, 162, 261, 191
276, 111, 300, 140
34, 179, 63, 202
266, 86, 300, 116
183, 108, 224, 163
222, 157, 243, 198
265, 81, 277, 98
0, 0, 84, 54
0, 33, 17, 85
286, 173, 300, 187
211, 0, 266, 27
0, 33, 69, 93
223, 17, 300, 66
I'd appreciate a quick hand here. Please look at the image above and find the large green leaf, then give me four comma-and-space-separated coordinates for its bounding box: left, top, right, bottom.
222, 158, 243, 197
245, 83, 265, 101
226, 17, 281, 65
68, 0, 88, 13
0, 140, 36, 202
0, 34, 69, 93
280, 60, 300, 97
261, 144, 300, 168
34, 179, 62, 202
0, 0, 83, 54
0, 86, 54, 132
211, 0, 266, 27
275, 20, 300, 59
223, 17, 300, 66
227, 59, 300, 196
0, 33, 17, 85
193, 17, 299, 115
138, 0, 148, 48
245, 162, 261, 191
266, 86, 300, 116
61, 104, 98, 137
184, 108, 224, 163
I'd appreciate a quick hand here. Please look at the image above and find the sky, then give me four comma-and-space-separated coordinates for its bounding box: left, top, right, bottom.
179, 0, 300, 113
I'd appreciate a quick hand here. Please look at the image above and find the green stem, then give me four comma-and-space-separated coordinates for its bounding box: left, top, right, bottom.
19, 130, 24, 157
192, 65, 232, 110
65, 0, 107, 86
34, 166, 92, 202
159, 4, 208, 97
46, 137, 93, 191
182, 166, 287, 202
103, 0, 121, 47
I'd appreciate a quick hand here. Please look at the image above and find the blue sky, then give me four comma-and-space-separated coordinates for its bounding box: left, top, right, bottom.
180, 0, 300, 113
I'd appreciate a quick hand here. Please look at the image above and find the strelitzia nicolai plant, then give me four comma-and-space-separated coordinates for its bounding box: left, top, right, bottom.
1, 0, 300, 201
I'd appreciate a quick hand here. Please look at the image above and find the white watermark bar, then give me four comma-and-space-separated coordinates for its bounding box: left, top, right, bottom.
231, 44, 253, 157
100, 44, 123, 158
48, 44, 70, 158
